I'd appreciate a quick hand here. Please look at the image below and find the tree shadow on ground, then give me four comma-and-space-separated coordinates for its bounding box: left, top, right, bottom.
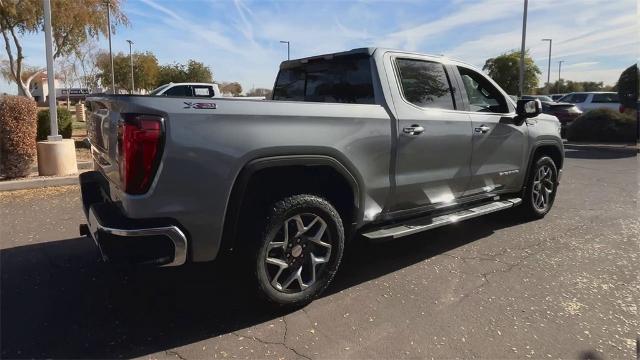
1, 211, 528, 359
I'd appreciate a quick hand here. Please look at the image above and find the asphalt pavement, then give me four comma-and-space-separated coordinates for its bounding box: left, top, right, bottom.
1, 147, 638, 359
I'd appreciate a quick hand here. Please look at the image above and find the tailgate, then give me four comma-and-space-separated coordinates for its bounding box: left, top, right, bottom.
85, 97, 121, 186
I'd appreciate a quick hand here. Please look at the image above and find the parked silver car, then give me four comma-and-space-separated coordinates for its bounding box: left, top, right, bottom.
557, 92, 620, 112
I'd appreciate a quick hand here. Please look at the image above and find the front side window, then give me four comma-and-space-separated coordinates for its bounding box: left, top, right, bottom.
457, 66, 508, 113
571, 94, 588, 103
592, 93, 619, 103
164, 85, 192, 97
272, 54, 375, 104
395, 58, 455, 110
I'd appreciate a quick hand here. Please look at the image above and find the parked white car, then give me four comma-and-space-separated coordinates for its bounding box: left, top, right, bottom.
557, 92, 620, 112
149, 83, 221, 98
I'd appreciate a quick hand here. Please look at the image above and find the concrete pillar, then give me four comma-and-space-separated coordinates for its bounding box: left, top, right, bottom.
37, 139, 78, 176
75, 102, 86, 122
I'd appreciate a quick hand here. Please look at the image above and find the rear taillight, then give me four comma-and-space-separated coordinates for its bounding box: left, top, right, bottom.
619, 104, 625, 113
117, 114, 164, 194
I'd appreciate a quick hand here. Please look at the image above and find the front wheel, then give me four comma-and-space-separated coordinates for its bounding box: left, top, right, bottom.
253, 194, 345, 307
519, 155, 558, 219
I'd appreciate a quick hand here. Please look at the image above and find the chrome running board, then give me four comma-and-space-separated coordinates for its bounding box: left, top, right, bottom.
362, 198, 522, 241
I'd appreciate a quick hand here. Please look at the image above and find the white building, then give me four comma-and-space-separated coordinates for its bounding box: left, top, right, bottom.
29, 74, 61, 104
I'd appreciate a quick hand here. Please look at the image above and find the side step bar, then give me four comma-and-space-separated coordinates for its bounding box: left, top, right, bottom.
362, 198, 522, 241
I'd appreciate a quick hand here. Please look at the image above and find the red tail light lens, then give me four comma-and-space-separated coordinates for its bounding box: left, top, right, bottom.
117, 114, 164, 194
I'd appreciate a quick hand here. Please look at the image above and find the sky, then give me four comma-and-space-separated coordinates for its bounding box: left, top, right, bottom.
1, 0, 638, 94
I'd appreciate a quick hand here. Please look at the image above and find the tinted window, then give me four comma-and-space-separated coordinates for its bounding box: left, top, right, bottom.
273, 55, 374, 104
457, 67, 508, 113
572, 94, 588, 103
395, 59, 455, 110
149, 84, 169, 95
193, 86, 214, 97
592, 93, 619, 103
164, 85, 192, 97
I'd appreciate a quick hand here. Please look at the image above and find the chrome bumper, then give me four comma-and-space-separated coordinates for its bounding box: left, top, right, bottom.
80, 171, 187, 267
86, 206, 187, 267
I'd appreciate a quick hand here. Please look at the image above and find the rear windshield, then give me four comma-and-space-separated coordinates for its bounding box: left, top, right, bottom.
272, 55, 375, 104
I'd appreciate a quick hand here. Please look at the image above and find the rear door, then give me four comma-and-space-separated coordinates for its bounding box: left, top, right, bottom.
454, 65, 527, 196
386, 54, 472, 213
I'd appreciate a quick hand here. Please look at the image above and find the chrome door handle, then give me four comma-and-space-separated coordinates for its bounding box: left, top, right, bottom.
403, 125, 425, 135
474, 125, 491, 134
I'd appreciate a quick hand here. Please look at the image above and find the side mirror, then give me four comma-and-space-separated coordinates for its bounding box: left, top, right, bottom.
516, 99, 542, 118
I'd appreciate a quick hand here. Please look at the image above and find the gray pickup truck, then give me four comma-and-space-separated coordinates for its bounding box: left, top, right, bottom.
80, 47, 563, 306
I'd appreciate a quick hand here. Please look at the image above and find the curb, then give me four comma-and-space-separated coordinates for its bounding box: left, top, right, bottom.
0, 171, 86, 192
28, 161, 92, 173
563, 143, 639, 153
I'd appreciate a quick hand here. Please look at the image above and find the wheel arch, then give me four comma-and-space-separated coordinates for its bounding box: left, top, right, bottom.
522, 141, 564, 193
221, 155, 363, 253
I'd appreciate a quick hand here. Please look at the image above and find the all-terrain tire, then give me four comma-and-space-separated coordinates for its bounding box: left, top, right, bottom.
519, 155, 559, 219
251, 194, 345, 307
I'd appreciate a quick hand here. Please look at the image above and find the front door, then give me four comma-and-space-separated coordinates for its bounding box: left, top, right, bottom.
455, 66, 527, 196
388, 56, 473, 213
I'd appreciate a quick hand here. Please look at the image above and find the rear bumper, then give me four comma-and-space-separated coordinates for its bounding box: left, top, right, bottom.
79, 171, 187, 266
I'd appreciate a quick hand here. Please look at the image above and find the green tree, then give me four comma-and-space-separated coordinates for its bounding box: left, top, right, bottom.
482, 50, 540, 95
157, 60, 213, 85
219, 81, 242, 96
96, 51, 159, 92
0, 0, 127, 98
616, 64, 639, 109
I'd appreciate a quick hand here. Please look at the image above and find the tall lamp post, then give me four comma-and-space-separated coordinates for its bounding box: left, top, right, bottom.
106, 1, 115, 93
126, 40, 134, 94
42, 0, 60, 141
557, 60, 565, 93
38, 0, 78, 176
541, 38, 552, 92
279, 40, 290, 60
518, 0, 529, 97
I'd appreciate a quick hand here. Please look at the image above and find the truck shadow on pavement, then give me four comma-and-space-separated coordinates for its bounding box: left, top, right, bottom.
1, 212, 526, 359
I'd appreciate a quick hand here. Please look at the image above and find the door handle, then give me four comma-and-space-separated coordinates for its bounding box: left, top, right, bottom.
474, 125, 491, 134
403, 125, 425, 135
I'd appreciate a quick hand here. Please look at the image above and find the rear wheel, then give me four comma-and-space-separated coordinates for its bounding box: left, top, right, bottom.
253, 194, 344, 306
519, 155, 558, 219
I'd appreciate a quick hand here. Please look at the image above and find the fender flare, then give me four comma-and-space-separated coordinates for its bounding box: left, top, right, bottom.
522, 140, 564, 191
221, 155, 363, 251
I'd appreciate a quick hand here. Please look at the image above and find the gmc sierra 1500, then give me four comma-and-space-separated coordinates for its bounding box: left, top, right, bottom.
80, 48, 563, 306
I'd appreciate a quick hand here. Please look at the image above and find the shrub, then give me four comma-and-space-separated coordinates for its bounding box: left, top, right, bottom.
0, 96, 38, 178
566, 108, 637, 143
37, 108, 73, 141
616, 64, 639, 109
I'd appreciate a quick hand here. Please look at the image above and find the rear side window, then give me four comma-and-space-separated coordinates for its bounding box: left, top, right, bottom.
592, 93, 619, 103
273, 55, 375, 104
395, 59, 455, 110
193, 86, 214, 97
164, 85, 192, 97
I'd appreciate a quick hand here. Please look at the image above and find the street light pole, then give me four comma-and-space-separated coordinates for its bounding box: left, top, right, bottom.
106, 1, 115, 93
42, 0, 60, 141
280, 40, 290, 60
126, 40, 134, 94
542, 38, 552, 91
518, 0, 528, 97
557, 60, 565, 93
